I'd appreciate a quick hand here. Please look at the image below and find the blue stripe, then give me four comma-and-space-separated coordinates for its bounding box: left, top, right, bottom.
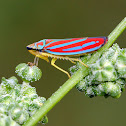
63, 46, 82, 51
45, 45, 101, 55
35, 40, 46, 49
45, 39, 72, 47
35, 43, 37, 48
63, 41, 95, 51
45, 38, 87, 49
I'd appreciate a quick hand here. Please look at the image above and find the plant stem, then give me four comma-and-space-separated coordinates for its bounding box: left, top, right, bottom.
23, 17, 126, 126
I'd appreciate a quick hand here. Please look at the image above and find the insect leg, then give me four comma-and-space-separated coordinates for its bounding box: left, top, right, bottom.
69, 60, 76, 64
36, 57, 39, 66
33, 57, 39, 66
51, 58, 71, 78
59, 56, 88, 67
34, 56, 37, 65
71, 58, 88, 67
65, 57, 88, 67
34, 56, 37, 64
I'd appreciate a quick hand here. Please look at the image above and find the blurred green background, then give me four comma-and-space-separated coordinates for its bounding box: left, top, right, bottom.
0, 0, 126, 126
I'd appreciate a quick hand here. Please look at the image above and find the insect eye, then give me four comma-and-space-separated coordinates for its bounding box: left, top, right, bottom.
38, 45, 44, 49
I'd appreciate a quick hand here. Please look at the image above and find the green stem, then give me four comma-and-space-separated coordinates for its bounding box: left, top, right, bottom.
23, 17, 126, 126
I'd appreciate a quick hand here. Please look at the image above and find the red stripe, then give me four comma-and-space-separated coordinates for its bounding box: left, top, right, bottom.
55, 40, 87, 50
48, 38, 104, 53
36, 42, 44, 46
45, 38, 84, 48
49, 38, 104, 51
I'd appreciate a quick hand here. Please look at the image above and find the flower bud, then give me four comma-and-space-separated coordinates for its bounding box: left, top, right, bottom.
101, 44, 120, 64
91, 59, 117, 82
8, 104, 29, 125
69, 65, 78, 75
116, 79, 126, 92
116, 49, 126, 78
32, 97, 46, 107
85, 86, 95, 97
15, 63, 28, 76
1, 76, 18, 90
41, 116, 48, 124
15, 63, 42, 82
104, 82, 121, 98
95, 84, 105, 96
0, 114, 19, 126
76, 75, 94, 92
0, 95, 13, 105
22, 85, 37, 99
76, 79, 87, 92
29, 97, 45, 115
0, 104, 7, 114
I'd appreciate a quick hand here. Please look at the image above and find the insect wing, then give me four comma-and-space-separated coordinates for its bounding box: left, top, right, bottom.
44, 37, 107, 55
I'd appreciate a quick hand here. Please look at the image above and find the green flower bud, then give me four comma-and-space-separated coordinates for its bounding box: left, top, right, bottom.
32, 97, 46, 107
76, 79, 87, 92
91, 58, 117, 82
113, 93, 121, 98
22, 65, 42, 82
12, 84, 21, 97
104, 82, 121, 98
0, 113, 20, 126
19, 102, 29, 111
85, 86, 95, 98
0, 81, 21, 99
9, 104, 29, 125
29, 96, 46, 116
0, 85, 7, 95
76, 75, 93, 92
95, 84, 106, 96
0, 95, 13, 105
8, 84, 21, 99
116, 49, 126, 78
15, 63, 28, 76
101, 44, 120, 64
1, 76, 18, 90
15, 63, 42, 82
17, 96, 31, 110
69, 65, 78, 75
116, 79, 126, 92
29, 104, 39, 116
41, 115, 48, 124
8, 76, 18, 84
22, 85, 37, 98
0, 104, 7, 114
30, 94, 38, 100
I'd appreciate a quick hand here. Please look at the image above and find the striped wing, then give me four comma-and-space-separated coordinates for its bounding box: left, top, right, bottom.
44, 37, 107, 55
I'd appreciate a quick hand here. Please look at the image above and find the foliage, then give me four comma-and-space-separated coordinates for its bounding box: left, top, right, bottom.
0, 64, 48, 126
70, 44, 126, 98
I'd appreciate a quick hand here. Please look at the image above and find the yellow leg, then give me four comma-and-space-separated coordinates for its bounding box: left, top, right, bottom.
51, 58, 71, 78
69, 58, 88, 67
36, 51, 88, 67
69, 59, 76, 64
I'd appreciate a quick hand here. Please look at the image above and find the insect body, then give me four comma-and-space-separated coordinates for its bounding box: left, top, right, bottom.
27, 37, 108, 78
